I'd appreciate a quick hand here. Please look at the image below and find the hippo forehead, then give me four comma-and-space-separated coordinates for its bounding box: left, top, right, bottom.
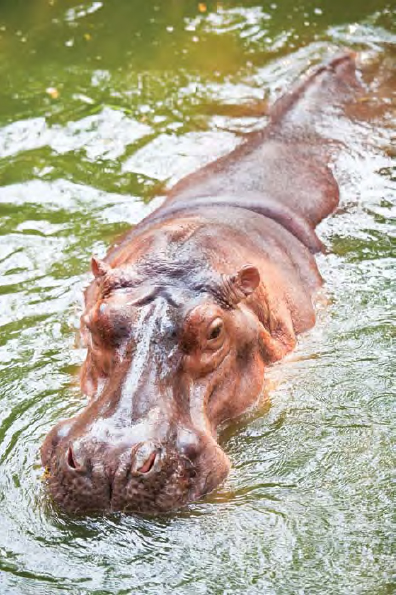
93, 284, 213, 359
101, 283, 205, 324
99, 253, 231, 305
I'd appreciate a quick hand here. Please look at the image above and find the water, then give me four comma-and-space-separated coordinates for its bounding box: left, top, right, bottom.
0, 1, 394, 593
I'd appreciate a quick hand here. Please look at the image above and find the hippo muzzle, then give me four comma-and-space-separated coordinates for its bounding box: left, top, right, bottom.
41, 410, 227, 513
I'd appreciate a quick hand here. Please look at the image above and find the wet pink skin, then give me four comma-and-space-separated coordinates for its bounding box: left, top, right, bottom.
41, 53, 364, 514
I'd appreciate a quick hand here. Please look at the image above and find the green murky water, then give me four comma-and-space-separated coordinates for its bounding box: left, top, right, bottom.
0, 1, 394, 593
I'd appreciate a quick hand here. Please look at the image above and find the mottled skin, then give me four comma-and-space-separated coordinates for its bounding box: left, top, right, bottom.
41, 53, 362, 513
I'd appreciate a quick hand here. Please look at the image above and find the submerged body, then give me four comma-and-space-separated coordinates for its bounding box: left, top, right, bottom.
42, 53, 362, 513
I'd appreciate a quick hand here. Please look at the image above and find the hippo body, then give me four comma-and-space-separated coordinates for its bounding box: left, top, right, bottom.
42, 54, 361, 513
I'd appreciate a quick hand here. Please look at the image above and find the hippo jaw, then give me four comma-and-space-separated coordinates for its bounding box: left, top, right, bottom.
41, 263, 266, 514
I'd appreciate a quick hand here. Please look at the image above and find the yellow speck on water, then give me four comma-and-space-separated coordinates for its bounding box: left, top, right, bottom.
41, 467, 51, 481
45, 87, 59, 99
198, 3, 207, 13
84, 33, 92, 41
264, 377, 278, 394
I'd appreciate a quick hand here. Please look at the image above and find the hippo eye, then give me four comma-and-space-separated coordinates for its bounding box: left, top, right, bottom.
207, 318, 224, 342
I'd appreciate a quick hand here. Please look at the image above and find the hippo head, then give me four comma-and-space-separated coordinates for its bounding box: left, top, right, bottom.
41, 256, 267, 513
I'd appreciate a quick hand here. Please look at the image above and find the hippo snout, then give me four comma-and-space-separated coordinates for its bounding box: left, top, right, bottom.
41, 424, 204, 513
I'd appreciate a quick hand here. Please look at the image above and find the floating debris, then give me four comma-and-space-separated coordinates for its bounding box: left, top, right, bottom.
45, 87, 59, 99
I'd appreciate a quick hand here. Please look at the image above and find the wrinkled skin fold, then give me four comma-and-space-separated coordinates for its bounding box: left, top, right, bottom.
42, 53, 366, 514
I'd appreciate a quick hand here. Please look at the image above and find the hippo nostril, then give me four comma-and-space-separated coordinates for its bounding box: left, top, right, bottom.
66, 445, 78, 470
137, 450, 157, 474
131, 442, 160, 475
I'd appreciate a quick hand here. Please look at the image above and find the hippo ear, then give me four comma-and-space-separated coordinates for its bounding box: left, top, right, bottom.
223, 264, 260, 306
233, 265, 260, 297
91, 256, 111, 279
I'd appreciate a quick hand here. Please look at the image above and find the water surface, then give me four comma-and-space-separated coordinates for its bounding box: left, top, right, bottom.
0, 1, 394, 593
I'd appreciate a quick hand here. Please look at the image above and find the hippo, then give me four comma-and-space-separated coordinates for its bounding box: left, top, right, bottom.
41, 52, 363, 513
